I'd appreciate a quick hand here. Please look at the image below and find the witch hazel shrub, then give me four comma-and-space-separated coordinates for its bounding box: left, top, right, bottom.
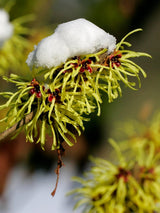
0, 18, 151, 195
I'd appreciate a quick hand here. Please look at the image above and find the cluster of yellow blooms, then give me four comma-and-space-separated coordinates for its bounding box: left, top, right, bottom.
0, 29, 150, 150
70, 114, 160, 213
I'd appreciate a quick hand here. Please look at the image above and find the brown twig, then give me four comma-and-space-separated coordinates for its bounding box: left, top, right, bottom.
0, 112, 33, 141
51, 144, 65, 196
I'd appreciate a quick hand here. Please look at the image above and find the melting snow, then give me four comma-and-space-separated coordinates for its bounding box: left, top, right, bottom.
26, 18, 116, 69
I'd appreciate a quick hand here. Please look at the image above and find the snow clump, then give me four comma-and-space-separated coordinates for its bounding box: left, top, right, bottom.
0, 9, 13, 48
26, 18, 116, 69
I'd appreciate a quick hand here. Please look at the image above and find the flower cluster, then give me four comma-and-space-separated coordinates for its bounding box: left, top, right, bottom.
0, 29, 150, 150
0, 74, 85, 150
0, 3, 34, 75
70, 114, 160, 213
41, 29, 150, 106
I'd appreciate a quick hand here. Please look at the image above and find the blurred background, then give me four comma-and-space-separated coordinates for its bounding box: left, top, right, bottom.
0, 0, 160, 212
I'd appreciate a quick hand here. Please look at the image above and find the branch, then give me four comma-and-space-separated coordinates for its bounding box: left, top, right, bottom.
0, 112, 33, 141
51, 144, 65, 196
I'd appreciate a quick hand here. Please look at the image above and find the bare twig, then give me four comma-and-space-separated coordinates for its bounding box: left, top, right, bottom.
0, 112, 33, 141
51, 144, 65, 196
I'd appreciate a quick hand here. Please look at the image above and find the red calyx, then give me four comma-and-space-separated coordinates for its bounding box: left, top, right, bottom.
116, 167, 131, 182
86, 59, 92, 64
71, 63, 79, 68
29, 78, 43, 98
140, 167, 154, 174
47, 88, 61, 103
36, 91, 42, 98
107, 51, 122, 68
48, 94, 54, 102
30, 88, 36, 95
79, 59, 93, 73
87, 66, 92, 73
80, 67, 85, 72
31, 78, 36, 84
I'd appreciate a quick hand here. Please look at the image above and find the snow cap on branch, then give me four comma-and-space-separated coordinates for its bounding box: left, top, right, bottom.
0, 9, 13, 48
26, 18, 116, 69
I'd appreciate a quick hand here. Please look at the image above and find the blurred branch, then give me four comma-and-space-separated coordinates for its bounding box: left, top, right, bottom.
0, 112, 33, 141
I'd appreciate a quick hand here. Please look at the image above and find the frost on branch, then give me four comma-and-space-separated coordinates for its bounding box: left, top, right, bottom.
0, 9, 13, 48
26, 18, 116, 69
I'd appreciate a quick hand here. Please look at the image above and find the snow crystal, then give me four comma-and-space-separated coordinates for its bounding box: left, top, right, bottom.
0, 9, 13, 48
26, 18, 116, 69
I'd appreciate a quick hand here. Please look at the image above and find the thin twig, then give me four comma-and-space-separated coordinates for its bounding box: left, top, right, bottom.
51, 144, 65, 196
0, 112, 33, 141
